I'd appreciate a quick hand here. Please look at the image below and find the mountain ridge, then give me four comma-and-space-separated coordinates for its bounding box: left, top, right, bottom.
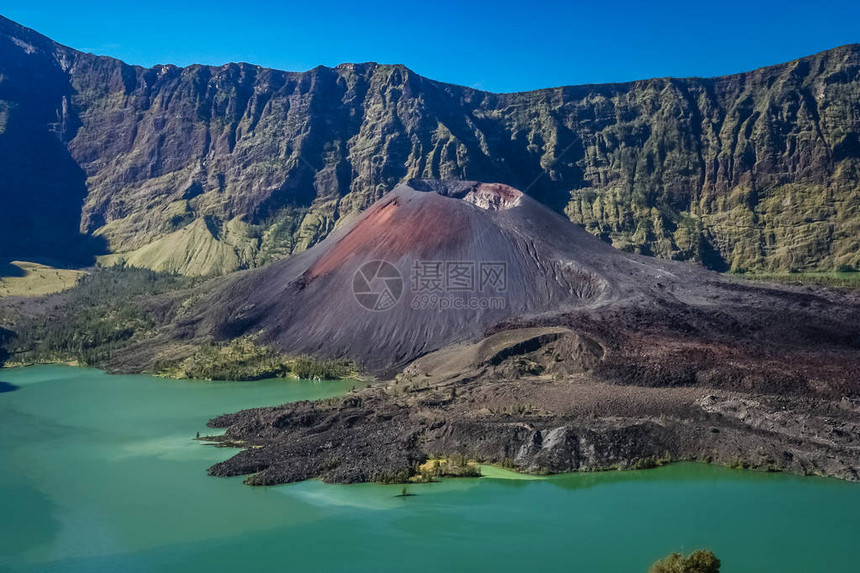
1, 14, 858, 274
4, 15, 856, 92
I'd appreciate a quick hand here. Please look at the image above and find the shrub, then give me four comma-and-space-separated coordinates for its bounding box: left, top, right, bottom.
649, 550, 720, 573
413, 454, 482, 482
373, 468, 413, 484
291, 355, 353, 379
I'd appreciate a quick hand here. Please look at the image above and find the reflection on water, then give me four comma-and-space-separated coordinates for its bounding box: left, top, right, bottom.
1, 365, 859, 573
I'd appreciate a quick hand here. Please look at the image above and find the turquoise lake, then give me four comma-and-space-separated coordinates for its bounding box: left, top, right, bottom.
1, 365, 858, 572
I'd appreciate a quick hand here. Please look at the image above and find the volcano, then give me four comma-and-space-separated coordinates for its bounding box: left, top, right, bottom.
127, 179, 860, 485
189, 179, 715, 375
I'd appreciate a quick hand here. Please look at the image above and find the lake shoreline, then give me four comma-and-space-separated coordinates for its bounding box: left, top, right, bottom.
3, 365, 860, 573
5, 362, 857, 488
207, 374, 860, 486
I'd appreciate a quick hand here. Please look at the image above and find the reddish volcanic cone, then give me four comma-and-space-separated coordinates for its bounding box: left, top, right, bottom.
195, 179, 712, 375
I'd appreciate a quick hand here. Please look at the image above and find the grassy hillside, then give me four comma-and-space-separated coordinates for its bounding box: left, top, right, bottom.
0, 260, 87, 297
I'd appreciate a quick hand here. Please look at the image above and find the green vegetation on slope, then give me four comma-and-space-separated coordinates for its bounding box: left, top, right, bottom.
97, 217, 259, 277
0, 264, 356, 379
0, 266, 355, 380
154, 336, 354, 381
1, 266, 192, 366
727, 270, 860, 289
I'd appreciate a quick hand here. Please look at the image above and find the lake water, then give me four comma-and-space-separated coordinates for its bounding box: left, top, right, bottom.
1, 365, 858, 572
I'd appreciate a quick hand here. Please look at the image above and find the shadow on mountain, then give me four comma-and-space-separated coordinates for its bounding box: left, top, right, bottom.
0, 261, 27, 278
0, 326, 13, 368
0, 117, 108, 266
0, 382, 19, 393
0, 29, 109, 268
701, 239, 730, 272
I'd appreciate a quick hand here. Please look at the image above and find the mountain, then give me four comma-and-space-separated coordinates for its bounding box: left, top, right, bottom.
3, 179, 859, 483
176, 179, 713, 375
1, 15, 859, 274
101, 177, 855, 393
175, 181, 856, 484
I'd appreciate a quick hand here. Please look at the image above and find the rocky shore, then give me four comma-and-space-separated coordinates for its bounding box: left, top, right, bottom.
206, 376, 860, 485
206, 297, 860, 485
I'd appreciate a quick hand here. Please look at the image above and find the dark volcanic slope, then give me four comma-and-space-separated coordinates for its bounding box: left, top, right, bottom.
183, 180, 714, 375
2, 15, 859, 272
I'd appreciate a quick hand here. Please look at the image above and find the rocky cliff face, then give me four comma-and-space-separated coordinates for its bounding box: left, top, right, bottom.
1, 15, 858, 273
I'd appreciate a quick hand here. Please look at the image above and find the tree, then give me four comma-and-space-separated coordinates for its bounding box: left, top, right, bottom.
649, 550, 720, 573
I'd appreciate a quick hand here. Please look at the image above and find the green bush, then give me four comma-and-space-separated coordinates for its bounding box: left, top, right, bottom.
649, 550, 720, 573
291, 355, 354, 379
373, 468, 413, 484
414, 454, 482, 482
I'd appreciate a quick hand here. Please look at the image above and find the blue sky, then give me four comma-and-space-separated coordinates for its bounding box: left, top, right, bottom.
3, 0, 859, 92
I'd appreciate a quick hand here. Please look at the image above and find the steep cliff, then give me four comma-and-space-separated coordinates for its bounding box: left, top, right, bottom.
1, 15, 858, 273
